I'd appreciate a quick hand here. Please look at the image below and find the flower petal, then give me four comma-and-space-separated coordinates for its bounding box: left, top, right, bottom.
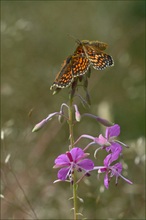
57, 167, 70, 180
104, 173, 109, 189
70, 147, 85, 162
106, 142, 122, 154
95, 134, 109, 146
54, 154, 70, 167
110, 163, 133, 185
105, 124, 120, 139
104, 148, 122, 166
104, 154, 113, 166
111, 162, 122, 176
77, 159, 94, 171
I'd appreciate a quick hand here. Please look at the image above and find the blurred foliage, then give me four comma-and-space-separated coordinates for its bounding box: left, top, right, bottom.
1, 1, 145, 220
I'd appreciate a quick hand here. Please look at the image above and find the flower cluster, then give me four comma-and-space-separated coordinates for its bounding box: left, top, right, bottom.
92, 124, 132, 188
32, 103, 133, 189
54, 124, 132, 189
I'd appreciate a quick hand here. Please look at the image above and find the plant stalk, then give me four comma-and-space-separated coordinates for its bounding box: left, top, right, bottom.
68, 94, 78, 220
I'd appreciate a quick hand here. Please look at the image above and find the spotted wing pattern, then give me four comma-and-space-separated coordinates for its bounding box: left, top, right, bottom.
82, 41, 114, 70
86, 51, 114, 70
50, 53, 90, 89
50, 56, 73, 89
71, 54, 90, 77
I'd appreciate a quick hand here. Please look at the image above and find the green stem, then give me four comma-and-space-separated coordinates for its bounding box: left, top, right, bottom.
73, 176, 78, 220
68, 95, 74, 148
68, 94, 78, 220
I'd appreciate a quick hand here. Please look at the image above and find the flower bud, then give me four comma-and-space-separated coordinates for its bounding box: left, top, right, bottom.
32, 112, 59, 132
32, 119, 47, 132
75, 111, 81, 122
96, 117, 114, 127
74, 105, 81, 122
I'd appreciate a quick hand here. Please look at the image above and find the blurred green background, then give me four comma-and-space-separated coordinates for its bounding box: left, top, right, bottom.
1, 1, 145, 219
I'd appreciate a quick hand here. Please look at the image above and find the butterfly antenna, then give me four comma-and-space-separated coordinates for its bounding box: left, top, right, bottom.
67, 33, 81, 45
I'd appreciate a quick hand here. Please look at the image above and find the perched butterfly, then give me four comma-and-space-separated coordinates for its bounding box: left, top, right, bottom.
50, 40, 114, 90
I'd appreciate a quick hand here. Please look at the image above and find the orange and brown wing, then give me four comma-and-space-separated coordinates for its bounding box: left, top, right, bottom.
50, 56, 74, 89
82, 42, 114, 70
87, 51, 114, 70
71, 54, 90, 77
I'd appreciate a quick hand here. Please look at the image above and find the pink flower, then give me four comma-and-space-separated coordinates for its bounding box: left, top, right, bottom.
94, 154, 133, 189
53, 147, 94, 181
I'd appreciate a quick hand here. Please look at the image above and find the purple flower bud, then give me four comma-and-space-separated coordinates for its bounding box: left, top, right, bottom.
32, 119, 48, 132
96, 117, 114, 127
82, 114, 113, 127
32, 112, 59, 132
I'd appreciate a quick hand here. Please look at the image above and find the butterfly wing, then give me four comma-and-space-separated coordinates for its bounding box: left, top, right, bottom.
50, 56, 74, 89
82, 42, 114, 70
71, 54, 90, 77
82, 40, 108, 51
87, 51, 114, 70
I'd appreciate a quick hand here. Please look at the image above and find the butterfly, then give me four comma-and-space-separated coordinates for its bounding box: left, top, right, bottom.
50, 40, 114, 90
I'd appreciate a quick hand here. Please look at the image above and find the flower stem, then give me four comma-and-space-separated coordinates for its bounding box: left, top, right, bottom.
68, 94, 74, 149
68, 94, 78, 220
73, 176, 78, 220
